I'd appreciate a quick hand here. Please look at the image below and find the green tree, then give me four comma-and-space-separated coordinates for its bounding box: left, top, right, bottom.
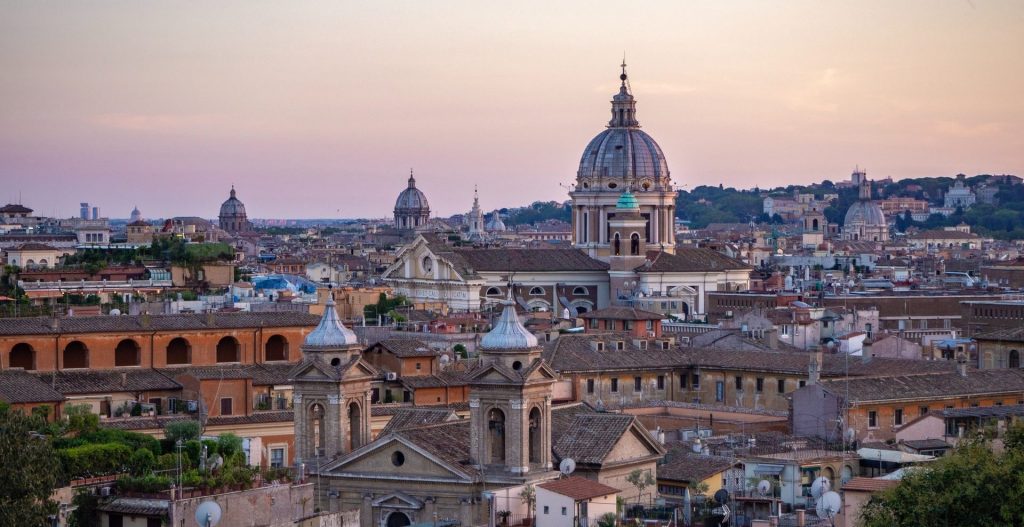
164, 420, 202, 444
128, 448, 155, 476
625, 469, 656, 506
68, 489, 99, 527
0, 409, 60, 525
520, 484, 536, 526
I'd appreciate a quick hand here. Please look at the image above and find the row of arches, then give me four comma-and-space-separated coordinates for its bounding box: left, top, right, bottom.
485, 286, 592, 297
306, 400, 365, 457
6, 334, 291, 370
485, 406, 544, 465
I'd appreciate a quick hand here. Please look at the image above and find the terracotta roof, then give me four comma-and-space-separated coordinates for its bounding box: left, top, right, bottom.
579, 306, 664, 321
638, 249, 751, 273
453, 247, 609, 273
38, 369, 181, 395
0, 312, 320, 336
658, 448, 738, 483
11, 242, 57, 251
975, 326, 1024, 343
96, 498, 168, 517
553, 412, 640, 465
901, 439, 950, 450
395, 420, 473, 471
381, 407, 458, 434
101, 411, 293, 431
538, 476, 620, 500
840, 477, 898, 493
941, 403, 1024, 419
369, 339, 439, 358
908, 230, 980, 240
0, 369, 64, 403
159, 363, 294, 386
820, 369, 1024, 403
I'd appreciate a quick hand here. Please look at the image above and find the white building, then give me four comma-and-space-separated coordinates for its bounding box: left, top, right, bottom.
944, 174, 976, 209
536, 477, 619, 527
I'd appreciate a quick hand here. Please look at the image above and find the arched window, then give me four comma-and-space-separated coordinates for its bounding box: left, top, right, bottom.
310, 403, 326, 457
487, 408, 506, 464
529, 287, 544, 296
485, 287, 502, 296
114, 339, 140, 367
812, 219, 819, 231
166, 337, 191, 365
265, 335, 288, 361
9, 343, 35, 370
572, 286, 589, 296
216, 336, 240, 363
529, 407, 542, 464
63, 341, 89, 369
630, 233, 640, 255
1011, 350, 1020, 369
613, 233, 621, 255
39, 259, 48, 266
349, 402, 362, 451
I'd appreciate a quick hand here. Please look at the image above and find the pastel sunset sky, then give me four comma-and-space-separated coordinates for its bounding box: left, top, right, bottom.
1, 1, 1021, 219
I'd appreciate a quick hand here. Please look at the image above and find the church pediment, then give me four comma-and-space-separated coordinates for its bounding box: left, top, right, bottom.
288, 360, 337, 382
323, 435, 473, 482
469, 364, 520, 383
524, 362, 559, 383
371, 492, 424, 509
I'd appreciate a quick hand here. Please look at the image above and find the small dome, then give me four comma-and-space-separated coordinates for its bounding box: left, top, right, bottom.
486, 210, 506, 232
303, 295, 358, 349
395, 174, 430, 212
616, 191, 639, 210
480, 301, 538, 350
844, 201, 886, 228
220, 187, 247, 217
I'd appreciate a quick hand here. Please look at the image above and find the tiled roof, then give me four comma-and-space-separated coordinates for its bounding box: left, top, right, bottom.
820, 369, 1024, 403
901, 439, 950, 450
38, 369, 181, 394
158, 363, 294, 386
371, 339, 439, 358
399, 371, 470, 389
101, 411, 293, 431
941, 403, 1024, 419
0, 312, 320, 336
580, 306, 664, 321
395, 420, 474, 471
0, 203, 33, 213
658, 448, 737, 483
538, 476, 620, 500
11, 242, 57, 251
638, 249, 751, 273
553, 412, 637, 465
908, 230, 980, 240
381, 408, 458, 434
97, 498, 168, 517
544, 334, 690, 373
975, 326, 1024, 343
840, 477, 898, 493
453, 247, 609, 273
0, 369, 64, 403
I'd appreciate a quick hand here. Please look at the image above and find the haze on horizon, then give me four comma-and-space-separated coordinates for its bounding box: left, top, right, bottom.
1, 1, 1021, 219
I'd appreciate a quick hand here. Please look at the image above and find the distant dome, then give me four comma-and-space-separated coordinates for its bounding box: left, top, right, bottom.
220, 187, 247, 217
303, 295, 358, 349
486, 210, 506, 232
129, 206, 142, 223
480, 301, 538, 350
395, 173, 430, 212
844, 201, 886, 228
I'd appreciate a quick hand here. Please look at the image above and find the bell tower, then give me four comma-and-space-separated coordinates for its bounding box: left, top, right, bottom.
468, 293, 558, 478
290, 289, 376, 465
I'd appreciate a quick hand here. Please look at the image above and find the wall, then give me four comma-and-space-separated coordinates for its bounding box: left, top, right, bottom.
171, 482, 315, 527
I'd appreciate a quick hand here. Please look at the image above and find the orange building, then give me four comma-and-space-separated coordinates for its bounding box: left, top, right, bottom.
580, 306, 664, 337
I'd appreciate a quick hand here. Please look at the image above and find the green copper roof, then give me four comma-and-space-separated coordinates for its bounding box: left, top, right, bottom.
616, 191, 639, 210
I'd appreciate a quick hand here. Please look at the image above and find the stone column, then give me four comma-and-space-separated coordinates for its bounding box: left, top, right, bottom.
327, 393, 342, 458
469, 397, 481, 465
509, 398, 526, 474
361, 494, 373, 527
424, 497, 436, 523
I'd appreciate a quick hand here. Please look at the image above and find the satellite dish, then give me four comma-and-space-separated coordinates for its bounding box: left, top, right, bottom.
816, 490, 842, 519
845, 427, 856, 443
713, 488, 730, 505
439, 354, 451, 365
811, 476, 831, 499
559, 458, 576, 476
195, 501, 222, 527
757, 480, 771, 496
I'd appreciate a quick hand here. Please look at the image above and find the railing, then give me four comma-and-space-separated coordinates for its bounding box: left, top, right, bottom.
662, 322, 720, 335
254, 395, 292, 412
18, 278, 173, 290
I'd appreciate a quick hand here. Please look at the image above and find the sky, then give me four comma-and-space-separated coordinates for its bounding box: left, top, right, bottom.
1, 1, 1022, 219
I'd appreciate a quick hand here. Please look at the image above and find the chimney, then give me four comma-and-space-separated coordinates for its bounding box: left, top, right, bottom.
956, 351, 969, 377
808, 349, 822, 385
861, 337, 873, 363
140, 312, 151, 329
49, 314, 60, 331
795, 509, 805, 527
206, 311, 216, 326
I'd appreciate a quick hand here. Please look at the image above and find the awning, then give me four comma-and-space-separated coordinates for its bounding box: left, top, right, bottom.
753, 464, 785, 475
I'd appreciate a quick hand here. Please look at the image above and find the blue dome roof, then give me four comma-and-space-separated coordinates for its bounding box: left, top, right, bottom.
395, 174, 430, 212
844, 200, 886, 228
480, 301, 538, 350
578, 128, 669, 183
616, 191, 639, 210
303, 296, 357, 349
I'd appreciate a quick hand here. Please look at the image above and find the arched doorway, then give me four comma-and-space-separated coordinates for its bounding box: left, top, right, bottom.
822, 466, 835, 482
216, 337, 240, 363
349, 402, 362, 451
1011, 350, 1020, 369
166, 338, 191, 365
265, 335, 288, 361
10, 343, 34, 370
63, 341, 89, 369
115, 339, 140, 367
488, 408, 506, 464
386, 512, 411, 527
528, 407, 541, 464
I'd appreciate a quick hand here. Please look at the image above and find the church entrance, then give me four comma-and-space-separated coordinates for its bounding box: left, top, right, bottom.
386, 512, 411, 527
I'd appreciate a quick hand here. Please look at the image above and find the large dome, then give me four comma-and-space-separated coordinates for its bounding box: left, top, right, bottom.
844, 201, 886, 227
220, 187, 246, 216
394, 173, 430, 212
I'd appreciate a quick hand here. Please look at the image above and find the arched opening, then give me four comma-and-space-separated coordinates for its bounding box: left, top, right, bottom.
166, 338, 191, 365
529, 407, 542, 464
812, 219, 819, 231
613, 233, 621, 255
528, 286, 544, 296
63, 341, 89, 369
822, 466, 835, 482
114, 339, 140, 367
349, 402, 362, 451
487, 408, 506, 464
630, 233, 640, 255
265, 335, 288, 361
216, 336, 240, 363
572, 286, 589, 296
386, 512, 411, 527
1011, 350, 1020, 369
310, 403, 326, 457
575, 306, 588, 314
39, 258, 48, 266
485, 287, 502, 296
9, 343, 35, 370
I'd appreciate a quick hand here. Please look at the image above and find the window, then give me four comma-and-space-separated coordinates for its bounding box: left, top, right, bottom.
486, 287, 501, 296
755, 378, 764, 393
680, 374, 688, 389
529, 287, 544, 296
561, 507, 567, 516
894, 408, 904, 426
586, 379, 596, 394
415, 362, 421, 371
868, 410, 877, 428
572, 287, 589, 296
799, 380, 806, 388
616, 341, 625, 351
270, 447, 285, 468
777, 379, 786, 393
624, 320, 634, 330
634, 376, 642, 392
611, 378, 619, 392
391, 451, 405, 466
638, 340, 647, 350
220, 398, 233, 416
590, 319, 599, 329
715, 381, 725, 402
692, 373, 700, 389
543, 507, 549, 515
661, 341, 670, 350
919, 405, 929, 417
734, 376, 743, 391
657, 375, 665, 390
